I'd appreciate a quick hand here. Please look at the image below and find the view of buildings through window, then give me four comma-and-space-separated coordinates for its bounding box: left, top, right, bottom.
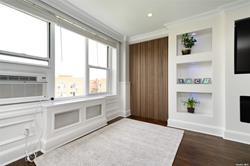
55, 25, 86, 97
0, 3, 118, 99
88, 39, 108, 94
55, 26, 114, 98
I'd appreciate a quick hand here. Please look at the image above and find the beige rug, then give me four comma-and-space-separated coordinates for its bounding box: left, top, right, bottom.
35, 118, 183, 166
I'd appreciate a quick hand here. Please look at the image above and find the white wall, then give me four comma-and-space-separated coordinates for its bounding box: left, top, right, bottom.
119, 37, 131, 117
168, 14, 225, 136
224, 4, 250, 144
128, 1, 250, 145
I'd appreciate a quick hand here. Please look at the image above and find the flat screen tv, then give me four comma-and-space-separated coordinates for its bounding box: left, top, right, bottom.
235, 17, 250, 74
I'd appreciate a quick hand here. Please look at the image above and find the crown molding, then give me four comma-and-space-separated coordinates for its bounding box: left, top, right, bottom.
164, 0, 250, 29
40, 0, 124, 42
128, 0, 250, 44
128, 28, 168, 44
218, 0, 250, 11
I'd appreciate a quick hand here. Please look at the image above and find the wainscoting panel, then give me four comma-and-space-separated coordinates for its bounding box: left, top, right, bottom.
41, 98, 107, 152
54, 109, 80, 130
0, 95, 121, 165
105, 95, 121, 121
0, 104, 42, 166
86, 105, 102, 120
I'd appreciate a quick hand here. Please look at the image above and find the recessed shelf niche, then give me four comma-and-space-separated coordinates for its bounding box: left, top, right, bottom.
177, 62, 212, 83
177, 28, 212, 56
177, 92, 212, 116
174, 27, 214, 118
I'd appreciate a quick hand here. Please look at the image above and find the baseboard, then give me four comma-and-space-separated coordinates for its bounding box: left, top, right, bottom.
106, 110, 122, 121
168, 119, 224, 137
0, 141, 39, 166
121, 109, 131, 118
224, 130, 250, 145
41, 117, 107, 153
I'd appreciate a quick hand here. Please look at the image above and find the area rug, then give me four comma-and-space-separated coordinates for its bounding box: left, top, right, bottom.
35, 118, 184, 166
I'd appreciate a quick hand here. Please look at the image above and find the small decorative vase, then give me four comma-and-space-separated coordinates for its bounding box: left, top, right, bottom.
182, 48, 191, 55
187, 107, 195, 113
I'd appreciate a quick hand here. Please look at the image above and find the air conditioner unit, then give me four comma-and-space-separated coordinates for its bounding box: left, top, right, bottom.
0, 72, 48, 105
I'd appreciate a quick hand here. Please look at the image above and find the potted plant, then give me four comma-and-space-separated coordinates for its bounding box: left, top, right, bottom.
181, 33, 197, 55
183, 97, 199, 113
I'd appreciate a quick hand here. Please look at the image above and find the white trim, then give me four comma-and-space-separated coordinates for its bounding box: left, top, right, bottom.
40, 0, 123, 42
0, 118, 34, 128
168, 119, 224, 137
224, 130, 250, 145
0, 50, 49, 62
41, 117, 107, 153
121, 109, 131, 118
0, 133, 35, 146
0, 108, 42, 120
106, 110, 121, 121
0, 141, 39, 166
128, 28, 168, 44
128, 0, 250, 44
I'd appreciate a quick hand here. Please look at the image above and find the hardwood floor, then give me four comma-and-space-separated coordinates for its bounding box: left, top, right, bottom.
8, 116, 250, 166
128, 116, 250, 166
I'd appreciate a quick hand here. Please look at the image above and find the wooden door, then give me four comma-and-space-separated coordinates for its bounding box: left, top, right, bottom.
129, 37, 168, 122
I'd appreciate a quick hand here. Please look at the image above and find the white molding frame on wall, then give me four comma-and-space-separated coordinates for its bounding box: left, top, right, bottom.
41, 98, 107, 152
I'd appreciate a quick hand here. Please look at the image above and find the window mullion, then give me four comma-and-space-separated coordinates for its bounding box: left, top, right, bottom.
86, 39, 90, 96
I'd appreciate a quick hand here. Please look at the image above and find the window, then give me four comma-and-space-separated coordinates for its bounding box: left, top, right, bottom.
54, 26, 117, 98
88, 39, 109, 94
0, 3, 49, 66
55, 25, 86, 98
0, 2, 118, 101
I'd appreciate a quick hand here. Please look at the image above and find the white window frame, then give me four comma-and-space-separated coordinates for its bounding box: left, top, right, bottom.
0, 1, 119, 103
86, 39, 111, 96
0, 4, 51, 67
53, 24, 88, 100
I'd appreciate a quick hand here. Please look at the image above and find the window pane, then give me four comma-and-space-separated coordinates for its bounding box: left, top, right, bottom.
0, 54, 48, 66
0, 4, 48, 58
89, 68, 107, 94
55, 25, 86, 98
88, 39, 108, 67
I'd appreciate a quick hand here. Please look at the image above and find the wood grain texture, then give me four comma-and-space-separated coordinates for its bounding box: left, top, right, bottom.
128, 116, 250, 166
129, 37, 168, 121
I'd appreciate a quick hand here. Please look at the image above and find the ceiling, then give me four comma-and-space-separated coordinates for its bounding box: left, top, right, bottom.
66, 0, 235, 37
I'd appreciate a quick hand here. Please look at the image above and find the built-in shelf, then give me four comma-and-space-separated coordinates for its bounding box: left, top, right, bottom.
176, 52, 212, 64
177, 92, 212, 116
176, 111, 213, 117
177, 28, 212, 55
175, 27, 213, 117
177, 62, 212, 79
176, 84, 212, 93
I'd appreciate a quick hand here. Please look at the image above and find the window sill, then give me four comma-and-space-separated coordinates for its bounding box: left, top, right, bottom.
45, 94, 118, 108
0, 94, 119, 111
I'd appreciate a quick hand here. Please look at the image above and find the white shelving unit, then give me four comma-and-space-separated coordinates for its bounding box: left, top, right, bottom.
176, 52, 212, 64
175, 28, 213, 116
168, 14, 224, 136
176, 92, 212, 116
176, 84, 212, 93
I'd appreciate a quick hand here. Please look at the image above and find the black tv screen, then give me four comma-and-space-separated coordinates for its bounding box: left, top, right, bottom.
235, 18, 250, 74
